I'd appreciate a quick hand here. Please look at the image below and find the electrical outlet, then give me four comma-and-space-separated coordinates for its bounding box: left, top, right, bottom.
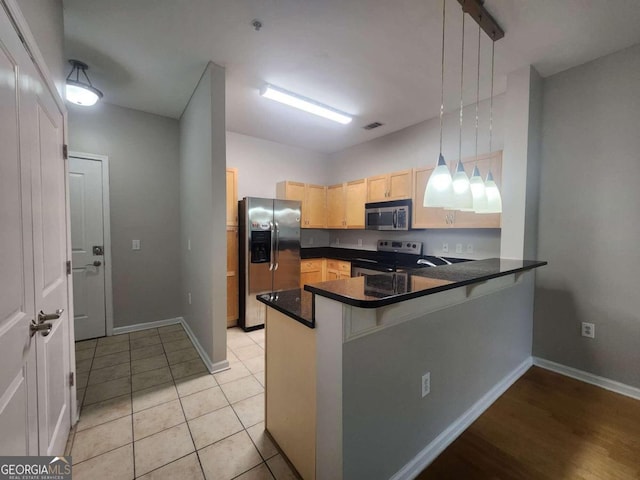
455, 243, 462, 254
187, 238, 191, 251
421, 372, 431, 398
335, 237, 340, 245
132, 239, 141, 250
309, 237, 314, 245
442, 243, 449, 253
466, 243, 473, 254
188, 292, 192, 305
357, 238, 363, 247
581, 322, 595, 338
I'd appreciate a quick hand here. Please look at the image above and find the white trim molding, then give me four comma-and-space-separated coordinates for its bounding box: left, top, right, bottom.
391, 357, 533, 480
533, 357, 640, 401
112, 317, 182, 335
114, 317, 230, 375
180, 319, 229, 375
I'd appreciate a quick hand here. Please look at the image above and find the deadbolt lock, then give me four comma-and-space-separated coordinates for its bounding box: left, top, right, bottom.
93, 245, 104, 255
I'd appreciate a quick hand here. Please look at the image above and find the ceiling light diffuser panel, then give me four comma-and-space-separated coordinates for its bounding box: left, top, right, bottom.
260, 84, 352, 125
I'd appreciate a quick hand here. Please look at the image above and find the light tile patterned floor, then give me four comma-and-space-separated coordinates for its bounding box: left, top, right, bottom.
67, 325, 298, 479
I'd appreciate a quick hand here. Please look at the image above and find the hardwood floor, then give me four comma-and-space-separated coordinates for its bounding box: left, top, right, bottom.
417, 366, 640, 480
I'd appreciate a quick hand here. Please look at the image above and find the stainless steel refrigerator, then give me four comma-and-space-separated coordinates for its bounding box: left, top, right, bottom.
238, 197, 301, 331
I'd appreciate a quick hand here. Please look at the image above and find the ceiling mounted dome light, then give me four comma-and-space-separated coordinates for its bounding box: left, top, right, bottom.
424, 0, 453, 208
65, 60, 103, 106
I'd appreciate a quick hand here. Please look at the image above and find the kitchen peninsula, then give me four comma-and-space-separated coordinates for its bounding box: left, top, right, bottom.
258, 258, 546, 480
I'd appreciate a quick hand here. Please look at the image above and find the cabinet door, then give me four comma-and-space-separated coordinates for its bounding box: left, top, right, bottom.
326, 184, 345, 229
453, 152, 502, 228
412, 167, 451, 228
326, 270, 340, 281
367, 174, 388, 202
305, 184, 327, 228
345, 179, 366, 228
226, 168, 238, 226
388, 169, 413, 200
300, 270, 324, 287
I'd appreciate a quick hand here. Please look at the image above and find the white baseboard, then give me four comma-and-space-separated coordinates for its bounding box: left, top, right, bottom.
391, 357, 533, 480
180, 318, 229, 374
533, 357, 640, 401
112, 317, 182, 335
112, 316, 229, 375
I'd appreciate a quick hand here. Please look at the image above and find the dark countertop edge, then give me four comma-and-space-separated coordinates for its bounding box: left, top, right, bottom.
256, 294, 315, 329
304, 260, 548, 309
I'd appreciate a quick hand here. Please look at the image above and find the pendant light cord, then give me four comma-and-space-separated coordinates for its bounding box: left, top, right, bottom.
474, 23, 481, 164
438, 0, 446, 156
489, 39, 494, 154
458, 13, 465, 165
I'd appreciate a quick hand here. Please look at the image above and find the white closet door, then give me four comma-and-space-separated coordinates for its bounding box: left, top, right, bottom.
0, 8, 39, 456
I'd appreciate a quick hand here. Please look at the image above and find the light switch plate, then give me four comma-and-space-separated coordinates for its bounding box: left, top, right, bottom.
132, 239, 141, 250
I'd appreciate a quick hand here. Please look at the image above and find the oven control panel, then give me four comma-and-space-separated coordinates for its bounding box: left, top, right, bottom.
377, 240, 422, 255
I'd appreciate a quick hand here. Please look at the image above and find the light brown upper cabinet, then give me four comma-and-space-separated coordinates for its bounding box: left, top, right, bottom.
276, 181, 327, 228
412, 151, 502, 229
326, 179, 367, 229
226, 168, 238, 226
367, 169, 413, 202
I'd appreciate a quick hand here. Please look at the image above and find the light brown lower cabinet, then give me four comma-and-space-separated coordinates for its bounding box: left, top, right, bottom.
325, 259, 351, 280
300, 259, 324, 287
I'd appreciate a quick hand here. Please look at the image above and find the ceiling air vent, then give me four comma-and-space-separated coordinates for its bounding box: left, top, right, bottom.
363, 122, 384, 130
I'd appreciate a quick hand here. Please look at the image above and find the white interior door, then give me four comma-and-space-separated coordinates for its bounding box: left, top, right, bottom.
69, 157, 106, 340
0, 9, 39, 455
28, 72, 71, 455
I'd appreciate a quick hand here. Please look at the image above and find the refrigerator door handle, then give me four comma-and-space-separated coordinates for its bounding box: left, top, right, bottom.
269, 221, 275, 271
274, 221, 280, 270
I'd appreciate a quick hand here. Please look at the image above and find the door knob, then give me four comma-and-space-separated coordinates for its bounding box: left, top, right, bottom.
85, 260, 102, 267
38, 309, 64, 322
30, 319, 52, 337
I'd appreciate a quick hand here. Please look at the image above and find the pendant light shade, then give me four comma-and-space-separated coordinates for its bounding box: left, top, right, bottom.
424, 154, 454, 207
483, 171, 502, 213
452, 161, 473, 210
469, 165, 488, 211
66, 60, 103, 106
424, 0, 453, 208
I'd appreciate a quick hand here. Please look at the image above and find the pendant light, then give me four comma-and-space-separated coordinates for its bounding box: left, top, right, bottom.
65, 60, 103, 106
424, 0, 453, 208
483, 40, 503, 213
451, 13, 473, 211
469, 23, 488, 212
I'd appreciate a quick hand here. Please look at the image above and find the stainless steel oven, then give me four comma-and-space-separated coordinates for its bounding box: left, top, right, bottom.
365, 199, 411, 231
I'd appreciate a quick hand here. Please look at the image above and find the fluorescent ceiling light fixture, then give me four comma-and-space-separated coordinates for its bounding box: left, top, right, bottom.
65, 60, 103, 106
260, 84, 352, 125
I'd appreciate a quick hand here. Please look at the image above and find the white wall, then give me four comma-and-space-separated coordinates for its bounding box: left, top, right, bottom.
226, 131, 329, 199
534, 44, 640, 388
16, 0, 64, 98
68, 102, 182, 328
180, 63, 227, 370
325, 96, 505, 258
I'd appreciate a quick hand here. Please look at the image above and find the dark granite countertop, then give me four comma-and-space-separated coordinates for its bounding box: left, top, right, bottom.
256, 289, 315, 328
258, 258, 547, 326
301, 246, 468, 265
304, 258, 547, 308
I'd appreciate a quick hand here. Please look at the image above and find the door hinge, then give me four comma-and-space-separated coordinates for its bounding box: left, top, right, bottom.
69, 372, 75, 387
66, 260, 71, 275
63, 144, 68, 160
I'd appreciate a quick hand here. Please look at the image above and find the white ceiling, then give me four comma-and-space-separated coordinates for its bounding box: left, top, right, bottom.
62, 0, 640, 154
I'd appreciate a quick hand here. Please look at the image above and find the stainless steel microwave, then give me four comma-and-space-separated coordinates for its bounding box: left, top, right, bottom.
365, 199, 411, 231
